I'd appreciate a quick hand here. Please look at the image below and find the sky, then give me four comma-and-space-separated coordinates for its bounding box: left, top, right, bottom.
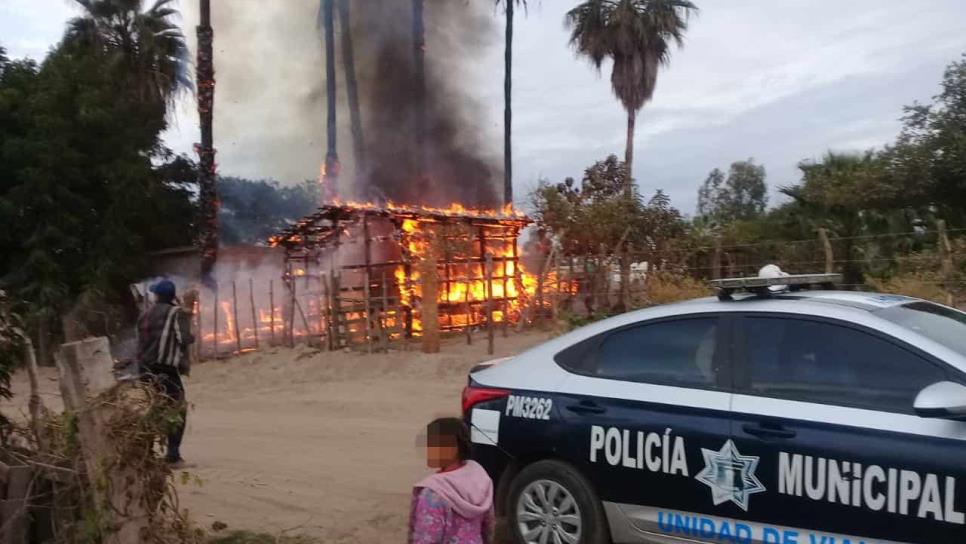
2, 0, 965, 215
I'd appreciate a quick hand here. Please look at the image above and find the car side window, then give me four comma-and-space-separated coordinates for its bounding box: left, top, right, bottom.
594, 318, 719, 387
742, 316, 946, 414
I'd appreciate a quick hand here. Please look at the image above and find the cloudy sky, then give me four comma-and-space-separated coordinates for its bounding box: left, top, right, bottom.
3, 0, 965, 214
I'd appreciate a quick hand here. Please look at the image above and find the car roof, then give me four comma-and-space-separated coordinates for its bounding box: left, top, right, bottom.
678, 290, 920, 311
615, 290, 920, 320
472, 290, 966, 389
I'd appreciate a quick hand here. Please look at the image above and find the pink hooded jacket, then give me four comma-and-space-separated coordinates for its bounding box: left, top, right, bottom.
409, 461, 494, 544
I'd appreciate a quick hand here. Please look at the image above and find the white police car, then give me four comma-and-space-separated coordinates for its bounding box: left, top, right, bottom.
462, 274, 966, 544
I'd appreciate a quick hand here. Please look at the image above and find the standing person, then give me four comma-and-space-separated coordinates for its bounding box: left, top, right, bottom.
137, 279, 194, 466
410, 417, 494, 544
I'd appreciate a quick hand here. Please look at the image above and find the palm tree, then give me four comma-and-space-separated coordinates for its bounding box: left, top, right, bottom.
494, 0, 528, 208
413, 0, 427, 175
321, 0, 340, 200
566, 0, 697, 192
780, 151, 884, 285
65, 0, 190, 108
338, 0, 365, 176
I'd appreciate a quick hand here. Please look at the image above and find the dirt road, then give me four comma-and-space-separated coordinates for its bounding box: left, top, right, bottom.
6, 331, 550, 541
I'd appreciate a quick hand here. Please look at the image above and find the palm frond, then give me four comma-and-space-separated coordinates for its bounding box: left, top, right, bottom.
567, 0, 697, 111
67, 0, 190, 107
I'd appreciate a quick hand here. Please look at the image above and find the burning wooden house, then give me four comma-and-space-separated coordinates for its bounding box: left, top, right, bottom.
268, 202, 534, 349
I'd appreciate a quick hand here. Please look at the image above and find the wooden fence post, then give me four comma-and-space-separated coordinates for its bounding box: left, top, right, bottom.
249, 278, 259, 349
287, 278, 297, 348
213, 285, 220, 359
422, 229, 441, 354
330, 272, 342, 349
486, 254, 494, 355
712, 237, 722, 280
364, 270, 374, 354
269, 279, 276, 346
380, 271, 389, 350
231, 281, 242, 353
464, 280, 472, 346
552, 255, 561, 320
938, 220, 955, 307
818, 227, 834, 274
195, 291, 203, 360
322, 274, 333, 350
56, 337, 149, 543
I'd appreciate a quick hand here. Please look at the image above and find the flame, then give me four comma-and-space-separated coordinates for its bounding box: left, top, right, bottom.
330, 198, 525, 220
256, 197, 580, 350
390, 214, 564, 334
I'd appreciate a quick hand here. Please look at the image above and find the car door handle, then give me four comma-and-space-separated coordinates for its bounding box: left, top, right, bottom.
742, 423, 796, 439
565, 401, 607, 415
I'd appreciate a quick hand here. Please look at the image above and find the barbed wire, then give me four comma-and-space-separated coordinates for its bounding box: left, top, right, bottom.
645, 227, 966, 254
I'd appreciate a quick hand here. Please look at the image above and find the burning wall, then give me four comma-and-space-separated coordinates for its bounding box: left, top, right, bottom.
271, 202, 537, 348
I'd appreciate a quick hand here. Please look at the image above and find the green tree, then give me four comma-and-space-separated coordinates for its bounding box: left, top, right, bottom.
0, 290, 24, 442
0, 5, 196, 356
882, 54, 966, 226
566, 0, 697, 189
219, 178, 320, 245
531, 155, 683, 256
65, 0, 190, 113
697, 159, 768, 223
779, 152, 886, 284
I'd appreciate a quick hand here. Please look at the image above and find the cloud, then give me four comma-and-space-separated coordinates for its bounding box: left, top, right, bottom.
0, 0, 77, 59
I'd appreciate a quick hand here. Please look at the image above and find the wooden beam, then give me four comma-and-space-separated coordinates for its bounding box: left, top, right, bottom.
421, 227, 440, 354
485, 254, 494, 355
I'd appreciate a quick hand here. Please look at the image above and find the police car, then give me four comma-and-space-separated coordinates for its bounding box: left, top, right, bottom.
462, 273, 966, 544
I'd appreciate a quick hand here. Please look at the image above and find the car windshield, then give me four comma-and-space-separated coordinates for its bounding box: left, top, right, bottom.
876, 301, 966, 356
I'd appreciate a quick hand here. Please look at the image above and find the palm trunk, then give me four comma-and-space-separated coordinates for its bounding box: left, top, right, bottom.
197, 0, 218, 282
503, 1, 514, 208
412, 0, 427, 175
323, 0, 340, 201
338, 0, 365, 177
624, 108, 636, 196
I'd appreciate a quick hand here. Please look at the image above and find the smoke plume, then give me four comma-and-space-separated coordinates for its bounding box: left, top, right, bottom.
349, 0, 500, 207
181, 0, 501, 208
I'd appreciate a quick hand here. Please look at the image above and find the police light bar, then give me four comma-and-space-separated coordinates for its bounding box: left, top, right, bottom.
711, 273, 842, 300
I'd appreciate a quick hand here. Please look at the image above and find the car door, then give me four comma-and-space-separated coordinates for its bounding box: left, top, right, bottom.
554, 314, 740, 542
729, 313, 966, 544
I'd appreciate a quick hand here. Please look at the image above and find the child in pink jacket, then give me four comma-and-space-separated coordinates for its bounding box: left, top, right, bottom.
409, 417, 494, 544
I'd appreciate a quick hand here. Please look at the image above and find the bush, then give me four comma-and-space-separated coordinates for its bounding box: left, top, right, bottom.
867, 274, 952, 305
639, 272, 713, 307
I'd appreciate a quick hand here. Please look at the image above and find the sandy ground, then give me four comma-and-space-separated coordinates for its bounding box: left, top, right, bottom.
4, 330, 552, 542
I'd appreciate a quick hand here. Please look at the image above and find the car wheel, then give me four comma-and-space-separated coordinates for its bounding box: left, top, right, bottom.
507, 460, 610, 544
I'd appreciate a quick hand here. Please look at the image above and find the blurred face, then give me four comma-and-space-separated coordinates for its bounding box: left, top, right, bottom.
426, 433, 460, 469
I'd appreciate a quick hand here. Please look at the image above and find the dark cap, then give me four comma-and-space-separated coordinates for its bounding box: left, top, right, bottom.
149, 279, 176, 302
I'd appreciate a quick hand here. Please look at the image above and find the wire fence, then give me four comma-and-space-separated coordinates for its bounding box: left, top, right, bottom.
527, 224, 966, 319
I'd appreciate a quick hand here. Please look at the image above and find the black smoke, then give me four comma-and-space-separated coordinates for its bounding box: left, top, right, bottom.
348, 0, 500, 208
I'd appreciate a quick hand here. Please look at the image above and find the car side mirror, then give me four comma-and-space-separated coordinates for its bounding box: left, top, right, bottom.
914, 381, 966, 419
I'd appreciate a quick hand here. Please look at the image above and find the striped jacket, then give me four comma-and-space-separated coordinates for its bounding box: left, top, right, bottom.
136, 302, 194, 373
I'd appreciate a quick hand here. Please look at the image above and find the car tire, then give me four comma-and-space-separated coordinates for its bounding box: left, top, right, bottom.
507, 460, 610, 544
